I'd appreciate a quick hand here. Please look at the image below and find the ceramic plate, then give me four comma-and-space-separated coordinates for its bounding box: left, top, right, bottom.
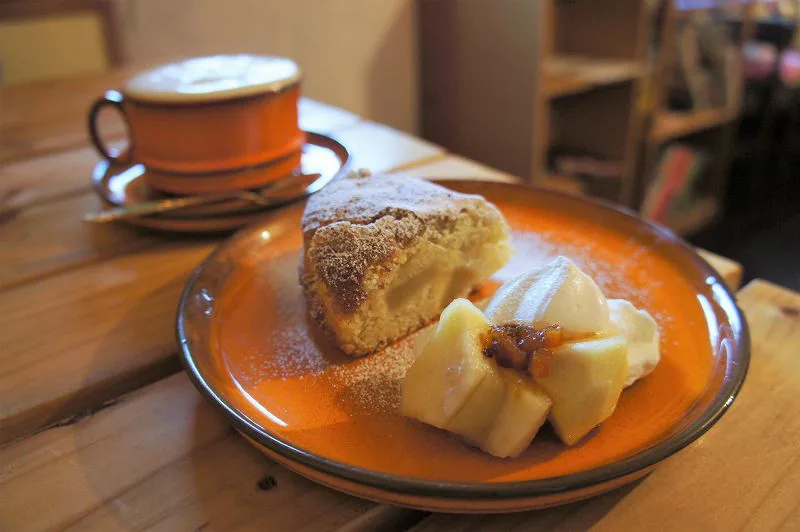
91, 132, 349, 232
177, 181, 749, 512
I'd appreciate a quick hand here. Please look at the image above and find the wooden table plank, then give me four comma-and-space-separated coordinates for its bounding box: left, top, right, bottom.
0, 193, 167, 289
0, 242, 214, 443
410, 279, 800, 531
391, 153, 520, 183
0, 68, 136, 163
0, 374, 380, 532
298, 98, 360, 134
333, 121, 445, 173
0, 147, 98, 210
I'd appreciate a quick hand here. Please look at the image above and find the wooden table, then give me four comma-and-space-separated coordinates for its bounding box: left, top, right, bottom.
1, 68, 797, 532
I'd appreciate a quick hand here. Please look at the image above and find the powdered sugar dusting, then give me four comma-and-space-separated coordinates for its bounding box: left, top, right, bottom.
328, 326, 433, 415
256, 323, 331, 379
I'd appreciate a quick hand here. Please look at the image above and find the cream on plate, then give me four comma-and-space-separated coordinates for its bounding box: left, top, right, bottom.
401, 256, 661, 458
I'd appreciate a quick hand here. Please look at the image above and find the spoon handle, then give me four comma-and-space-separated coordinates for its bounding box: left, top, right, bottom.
83, 193, 236, 223
84, 173, 325, 224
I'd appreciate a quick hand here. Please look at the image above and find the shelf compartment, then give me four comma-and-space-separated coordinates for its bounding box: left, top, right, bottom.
550, 83, 635, 163
544, 56, 645, 98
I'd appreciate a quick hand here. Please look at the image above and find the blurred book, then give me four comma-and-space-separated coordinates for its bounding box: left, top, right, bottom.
669, 12, 742, 112
780, 49, 800, 87
724, 43, 744, 109
642, 144, 707, 223
678, 21, 714, 109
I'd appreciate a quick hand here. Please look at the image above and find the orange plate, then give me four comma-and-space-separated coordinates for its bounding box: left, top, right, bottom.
177, 181, 749, 513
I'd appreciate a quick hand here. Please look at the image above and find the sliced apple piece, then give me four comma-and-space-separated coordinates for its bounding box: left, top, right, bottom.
400, 298, 493, 429
608, 299, 661, 387
482, 369, 552, 458
534, 335, 628, 445
445, 361, 507, 446
486, 256, 610, 334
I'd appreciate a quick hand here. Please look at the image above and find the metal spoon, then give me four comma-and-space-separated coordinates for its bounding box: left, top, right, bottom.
84, 172, 323, 223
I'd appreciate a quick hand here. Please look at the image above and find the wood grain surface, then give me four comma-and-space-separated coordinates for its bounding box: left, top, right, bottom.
0, 193, 164, 289
0, 147, 98, 209
0, 242, 214, 443
1, 67, 137, 163
0, 374, 390, 531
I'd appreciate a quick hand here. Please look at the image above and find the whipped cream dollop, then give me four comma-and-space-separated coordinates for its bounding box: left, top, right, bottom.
608, 299, 661, 386
485, 256, 609, 333
485, 256, 660, 386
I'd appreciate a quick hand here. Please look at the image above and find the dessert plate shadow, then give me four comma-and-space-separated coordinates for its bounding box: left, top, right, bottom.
177, 180, 749, 513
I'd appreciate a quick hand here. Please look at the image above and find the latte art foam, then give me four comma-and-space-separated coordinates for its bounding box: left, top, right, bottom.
125, 54, 301, 103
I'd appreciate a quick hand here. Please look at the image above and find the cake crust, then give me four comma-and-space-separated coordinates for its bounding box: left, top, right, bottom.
300, 171, 511, 356
302, 172, 505, 312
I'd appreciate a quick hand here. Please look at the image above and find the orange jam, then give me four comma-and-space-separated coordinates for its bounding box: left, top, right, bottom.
481, 324, 598, 377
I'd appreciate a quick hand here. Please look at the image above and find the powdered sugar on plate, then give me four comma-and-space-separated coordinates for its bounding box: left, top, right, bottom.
328, 326, 434, 416
497, 230, 668, 328
240, 323, 332, 384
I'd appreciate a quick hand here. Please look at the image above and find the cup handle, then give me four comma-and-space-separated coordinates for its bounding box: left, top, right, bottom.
88, 89, 132, 164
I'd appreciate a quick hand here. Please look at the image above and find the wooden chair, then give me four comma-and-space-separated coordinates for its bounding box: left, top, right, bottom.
0, 0, 123, 84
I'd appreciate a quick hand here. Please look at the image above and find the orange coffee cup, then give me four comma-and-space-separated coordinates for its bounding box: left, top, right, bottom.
88, 55, 305, 183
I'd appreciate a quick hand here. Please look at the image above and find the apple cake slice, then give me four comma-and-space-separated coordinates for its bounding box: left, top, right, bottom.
300, 171, 512, 356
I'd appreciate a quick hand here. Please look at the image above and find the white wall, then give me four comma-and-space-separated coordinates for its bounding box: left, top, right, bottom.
120, 0, 419, 133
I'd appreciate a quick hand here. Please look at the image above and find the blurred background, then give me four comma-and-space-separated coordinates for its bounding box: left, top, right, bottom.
1, 0, 798, 289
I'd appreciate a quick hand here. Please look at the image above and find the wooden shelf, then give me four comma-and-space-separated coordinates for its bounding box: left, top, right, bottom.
665, 197, 719, 235
418, 1, 649, 207
649, 108, 734, 144
544, 56, 645, 98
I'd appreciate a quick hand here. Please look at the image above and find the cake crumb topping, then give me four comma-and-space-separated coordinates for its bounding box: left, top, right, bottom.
301, 172, 504, 314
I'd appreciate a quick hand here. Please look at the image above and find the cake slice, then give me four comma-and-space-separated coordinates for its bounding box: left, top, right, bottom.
300, 171, 512, 356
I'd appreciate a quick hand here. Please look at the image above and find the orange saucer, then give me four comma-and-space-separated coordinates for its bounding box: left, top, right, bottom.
177, 181, 749, 512
91, 132, 349, 232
